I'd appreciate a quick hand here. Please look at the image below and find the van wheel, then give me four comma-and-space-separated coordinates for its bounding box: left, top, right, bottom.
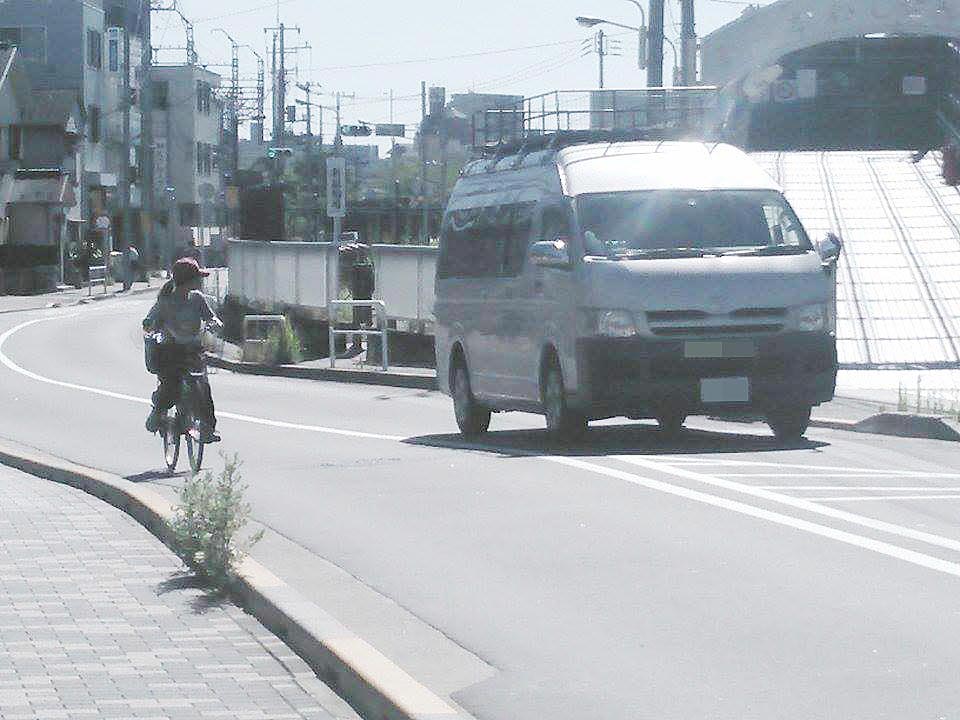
542, 359, 587, 441
766, 405, 812, 442
656, 409, 687, 436
451, 360, 490, 438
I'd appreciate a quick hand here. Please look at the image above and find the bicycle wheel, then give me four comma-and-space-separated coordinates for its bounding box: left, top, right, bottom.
185, 416, 204, 473
162, 414, 180, 473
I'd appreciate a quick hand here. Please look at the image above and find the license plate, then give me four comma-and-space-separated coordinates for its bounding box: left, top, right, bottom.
700, 377, 750, 403
684, 340, 756, 359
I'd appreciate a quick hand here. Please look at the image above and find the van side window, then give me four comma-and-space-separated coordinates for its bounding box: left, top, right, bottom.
501, 202, 535, 276
438, 202, 536, 279
540, 205, 571, 243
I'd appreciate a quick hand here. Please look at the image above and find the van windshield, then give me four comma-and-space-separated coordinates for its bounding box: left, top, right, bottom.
577, 190, 813, 258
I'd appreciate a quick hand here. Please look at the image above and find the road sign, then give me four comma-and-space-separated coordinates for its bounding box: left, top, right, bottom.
94, 215, 110, 231
375, 123, 405, 137
340, 124, 372, 137
198, 182, 216, 201
326, 157, 346, 219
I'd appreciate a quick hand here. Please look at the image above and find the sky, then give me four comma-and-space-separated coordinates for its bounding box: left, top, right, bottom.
159, 0, 774, 143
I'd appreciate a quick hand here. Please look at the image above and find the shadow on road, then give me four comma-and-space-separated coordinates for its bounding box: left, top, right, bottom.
126, 469, 189, 483
405, 423, 827, 459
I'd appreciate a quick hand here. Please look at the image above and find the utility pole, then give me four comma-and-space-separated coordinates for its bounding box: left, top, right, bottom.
120, 12, 132, 256
271, 32, 278, 140
647, 0, 666, 87
140, 0, 154, 270
265, 23, 302, 143
680, 0, 697, 86
297, 81, 320, 240
419, 81, 427, 244
389, 89, 399, 243
597, 29, 606, 89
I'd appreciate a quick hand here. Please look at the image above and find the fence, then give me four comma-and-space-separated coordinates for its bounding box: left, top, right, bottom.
228, 240, 438, 330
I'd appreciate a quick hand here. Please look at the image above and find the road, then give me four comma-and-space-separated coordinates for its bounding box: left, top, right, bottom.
2, 294, 960, 720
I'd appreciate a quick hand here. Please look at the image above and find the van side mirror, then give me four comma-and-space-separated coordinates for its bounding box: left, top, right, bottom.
818, 232, 842, 269
530, 239, 571, 269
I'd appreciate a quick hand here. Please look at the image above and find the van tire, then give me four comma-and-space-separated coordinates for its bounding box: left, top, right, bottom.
766, 405, 812, 442
451, 359, 490, 438
656, 410, 686, 436
542, 358, 587, 441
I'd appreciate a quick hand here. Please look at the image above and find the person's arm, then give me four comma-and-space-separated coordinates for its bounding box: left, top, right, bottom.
142, 299, 160, 331
196, 291, 224, 332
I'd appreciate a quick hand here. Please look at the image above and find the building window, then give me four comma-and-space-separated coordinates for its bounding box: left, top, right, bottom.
87, 29, 102, 69
152, 80, 169, 110
196, 80, 211, 114
0, 26, 46, 63
9, 125, 21, 160
108, 33, 119, 72
88, 106, 101, 143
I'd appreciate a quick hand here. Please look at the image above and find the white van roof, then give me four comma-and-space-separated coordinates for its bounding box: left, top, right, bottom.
556, 141, 780, 196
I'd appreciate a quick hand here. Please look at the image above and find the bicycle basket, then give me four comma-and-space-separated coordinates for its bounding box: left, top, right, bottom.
144, 333, 162, 374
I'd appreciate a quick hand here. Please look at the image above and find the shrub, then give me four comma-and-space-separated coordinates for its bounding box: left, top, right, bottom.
169, 455, 264, 584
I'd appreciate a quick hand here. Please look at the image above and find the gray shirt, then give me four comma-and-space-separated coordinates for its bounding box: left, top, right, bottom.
144, 289, 221, 346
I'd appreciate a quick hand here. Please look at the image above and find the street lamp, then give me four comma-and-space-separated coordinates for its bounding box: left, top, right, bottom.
576, 13, 647, 71
662, 36, 680, 87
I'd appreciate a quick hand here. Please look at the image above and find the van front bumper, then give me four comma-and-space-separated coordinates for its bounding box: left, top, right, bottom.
573, 332, 837, 419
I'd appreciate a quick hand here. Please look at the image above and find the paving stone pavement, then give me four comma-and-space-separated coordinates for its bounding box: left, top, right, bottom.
0, 464, 354, 720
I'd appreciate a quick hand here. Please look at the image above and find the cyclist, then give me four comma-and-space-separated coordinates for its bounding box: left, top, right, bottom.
143, 257, 222, 443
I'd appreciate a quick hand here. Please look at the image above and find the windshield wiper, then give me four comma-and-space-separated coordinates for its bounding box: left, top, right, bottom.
610, 247, 714, 260
722, 245, 811, 257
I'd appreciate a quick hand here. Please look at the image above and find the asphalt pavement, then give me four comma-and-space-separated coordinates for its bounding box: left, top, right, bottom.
2, 293, 960, 720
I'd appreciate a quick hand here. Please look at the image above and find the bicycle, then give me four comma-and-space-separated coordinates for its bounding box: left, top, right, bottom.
160, 369, 207, 474
145, 330, 212, 475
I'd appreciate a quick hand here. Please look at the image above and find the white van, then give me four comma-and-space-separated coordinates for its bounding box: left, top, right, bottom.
434, 141, 842, 441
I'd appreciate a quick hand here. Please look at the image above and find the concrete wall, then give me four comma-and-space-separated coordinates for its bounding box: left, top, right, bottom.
228, 241, 439, 328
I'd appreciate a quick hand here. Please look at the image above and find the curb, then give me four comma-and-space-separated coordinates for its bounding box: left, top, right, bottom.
810, 413, 960, 441
206, 354, 439, 391
0, 439, 473, 720
70, 285, 158, 306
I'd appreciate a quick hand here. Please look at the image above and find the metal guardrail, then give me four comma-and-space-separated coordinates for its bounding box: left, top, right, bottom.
328, 300, 389, 371
87, 265, 110, 296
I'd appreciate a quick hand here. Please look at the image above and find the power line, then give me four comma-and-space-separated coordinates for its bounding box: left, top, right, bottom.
192, 0, 301, 24
308, 37, 586, 72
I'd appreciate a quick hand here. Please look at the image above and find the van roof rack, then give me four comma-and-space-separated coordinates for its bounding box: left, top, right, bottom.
475, 128, 703, 161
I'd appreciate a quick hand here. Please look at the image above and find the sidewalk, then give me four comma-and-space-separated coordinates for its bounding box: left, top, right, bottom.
0, 463, 355, 720
0, 281, 157, 314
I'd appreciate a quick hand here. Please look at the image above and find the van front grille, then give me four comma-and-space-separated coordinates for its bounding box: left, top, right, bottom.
650, 323, 784, 337
646, 307, 787, 338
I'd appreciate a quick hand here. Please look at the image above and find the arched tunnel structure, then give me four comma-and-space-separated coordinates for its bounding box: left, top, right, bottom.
701, 1, 960, 368
702, 0, 960, 151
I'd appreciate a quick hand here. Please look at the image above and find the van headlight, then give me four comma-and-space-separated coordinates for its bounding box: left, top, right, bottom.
590, 309, 638, 337
795, 303, 827, 332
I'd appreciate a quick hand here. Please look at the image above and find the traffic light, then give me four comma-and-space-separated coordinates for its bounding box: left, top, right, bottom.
340, 124, 372, 137
266, 147, 293, 159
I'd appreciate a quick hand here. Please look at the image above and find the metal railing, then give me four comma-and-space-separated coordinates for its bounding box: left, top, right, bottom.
328, 300, 389, 371
87, 265, 109, 295
472, 87, 721, 148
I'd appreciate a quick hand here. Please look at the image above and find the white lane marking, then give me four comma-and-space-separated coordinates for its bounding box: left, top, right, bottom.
811, 495, 960, 502
651, 459, 957, 477
7, 311, 960, 579
763, 486, 960, 491
0, 316, 404, 442
545, 455, 960, 579
720, 473, 960, 479
613, 455, 960, 554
